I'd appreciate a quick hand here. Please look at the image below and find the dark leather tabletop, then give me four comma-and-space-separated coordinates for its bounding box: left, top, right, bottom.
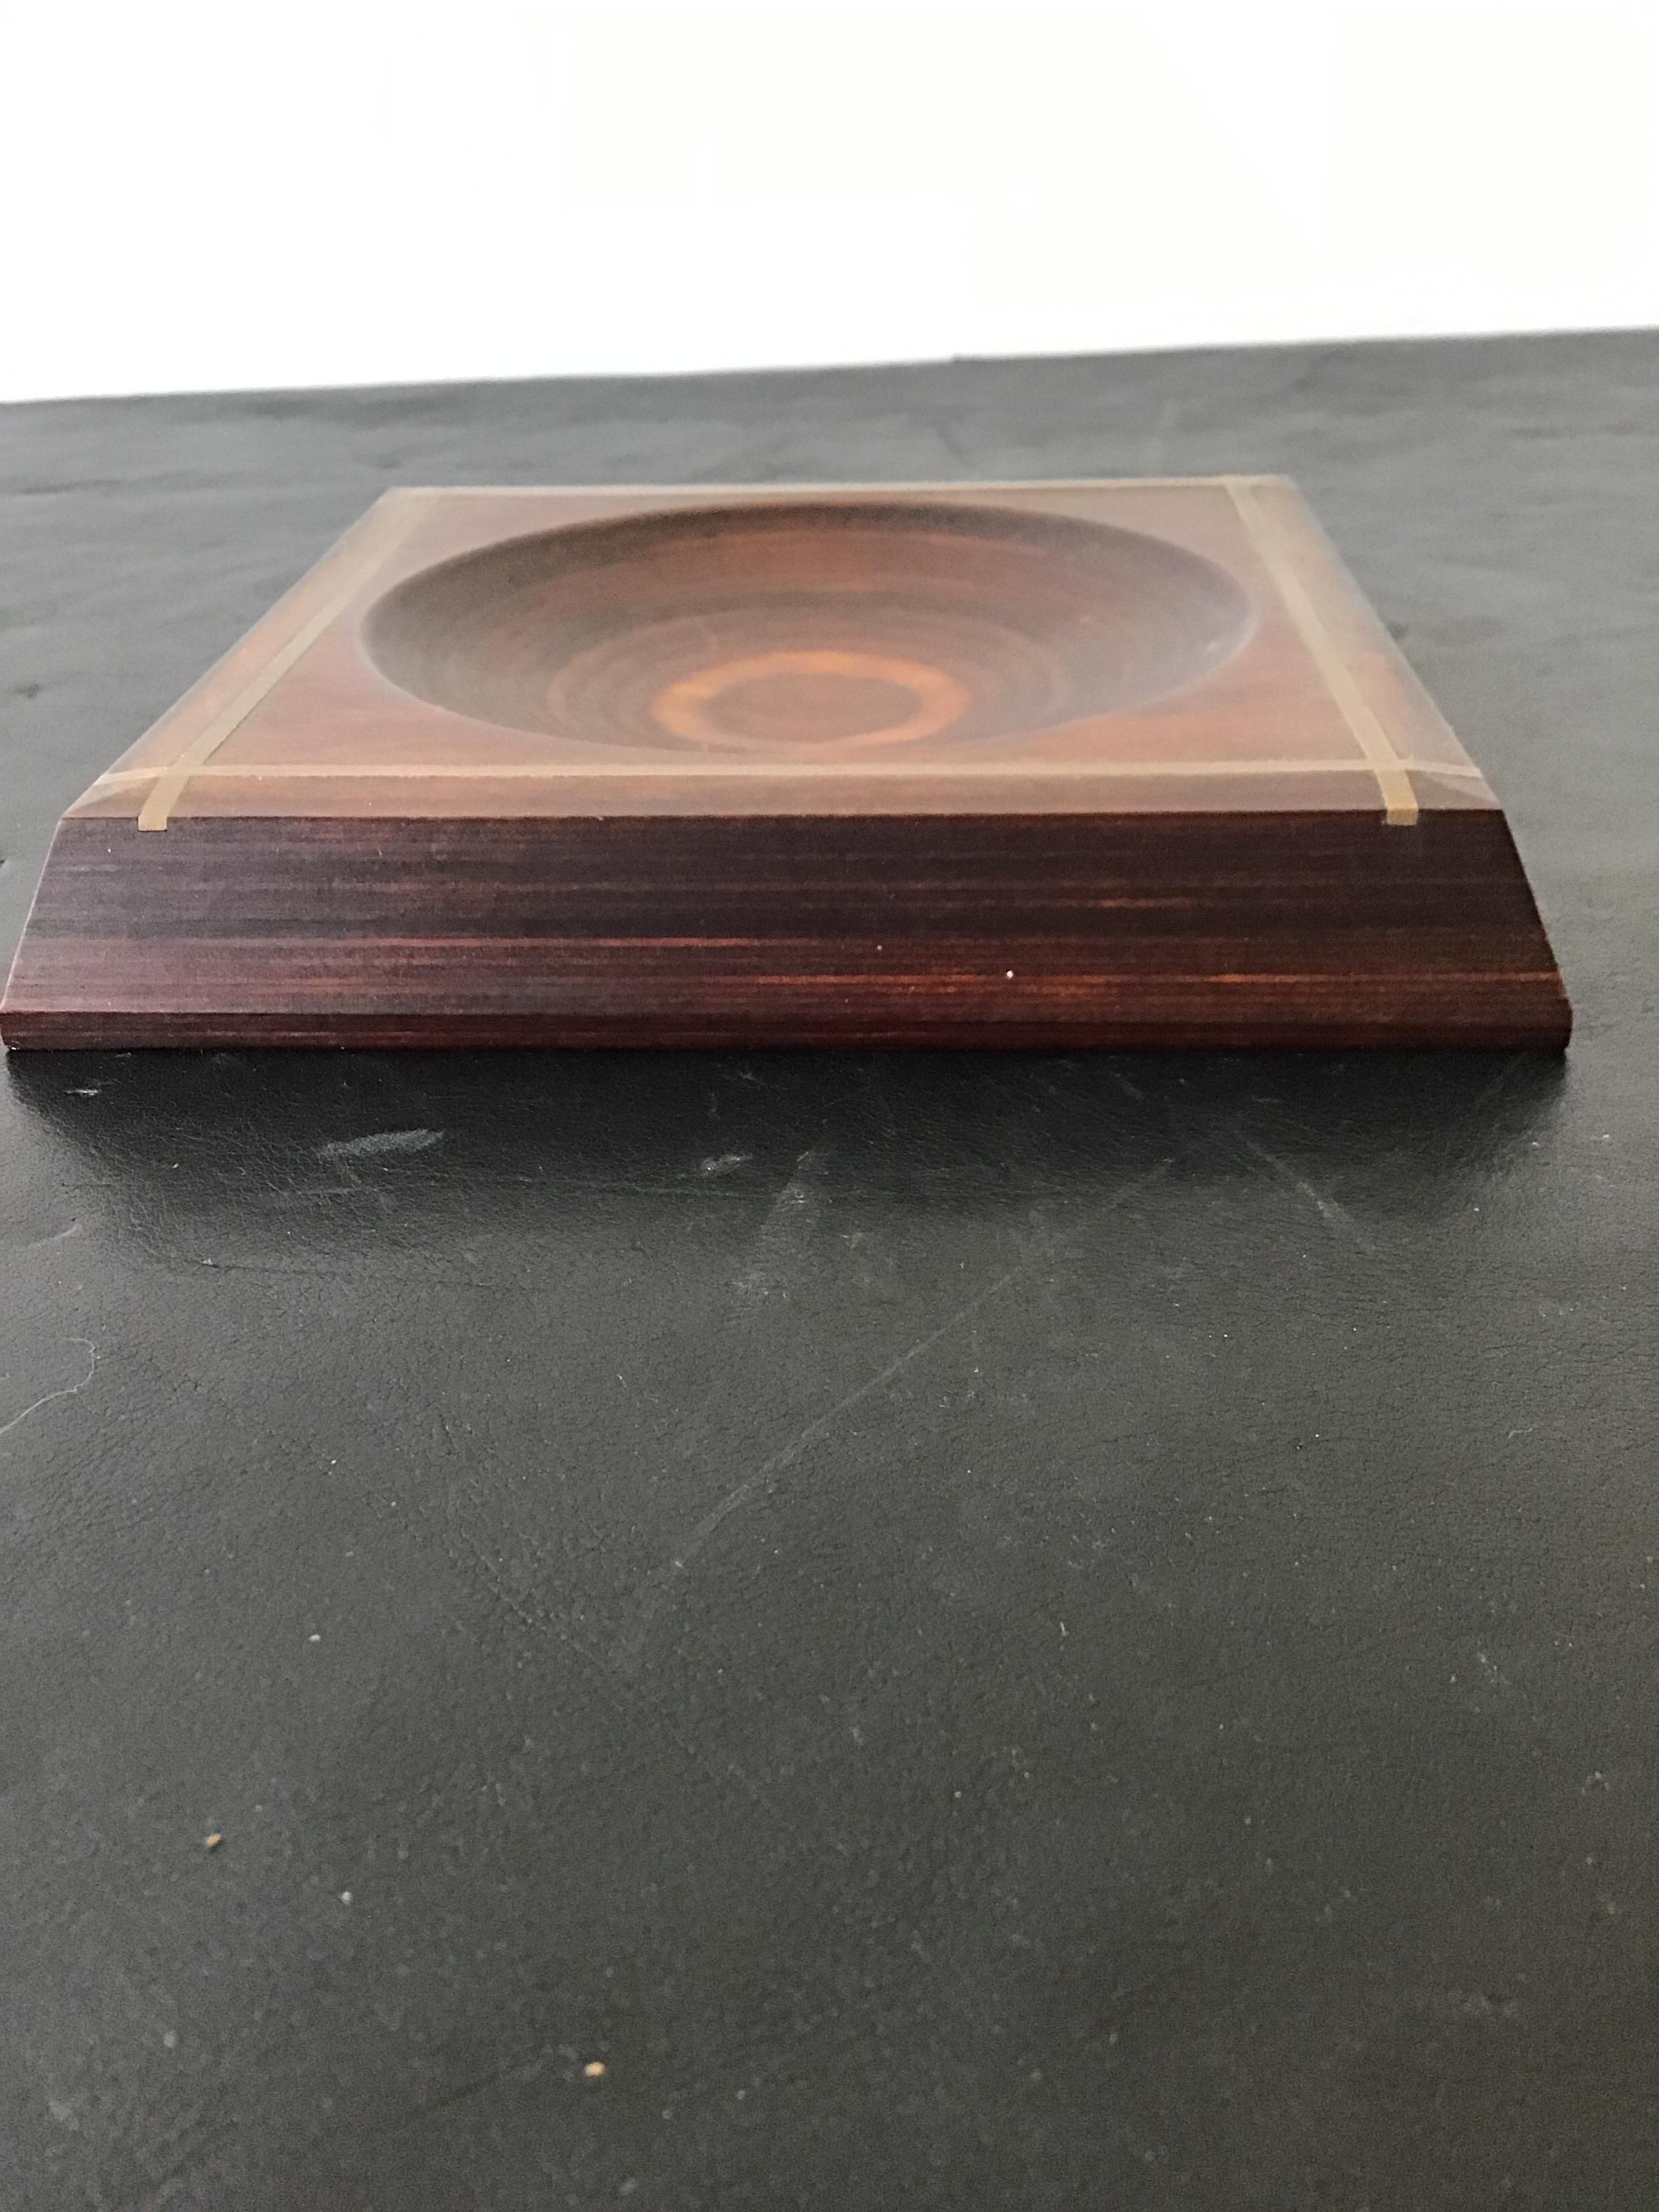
1, 333, 1654, 2209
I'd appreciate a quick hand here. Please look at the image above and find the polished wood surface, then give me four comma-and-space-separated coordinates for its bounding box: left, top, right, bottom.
3, 811, 1567, 1050
362, 499, 1258, 750
1, 478, 1571, 1049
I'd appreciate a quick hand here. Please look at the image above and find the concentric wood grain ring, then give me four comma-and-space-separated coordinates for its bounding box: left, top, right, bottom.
649, 649, 975, 750
363, 500, 1256, 755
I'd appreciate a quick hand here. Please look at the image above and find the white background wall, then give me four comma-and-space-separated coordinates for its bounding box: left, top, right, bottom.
4, 0, 1656, 403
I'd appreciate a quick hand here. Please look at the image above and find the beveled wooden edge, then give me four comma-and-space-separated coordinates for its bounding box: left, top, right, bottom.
0, 1009, 1571, 1052
92, 756, 1488, 787
1223, 478, 1417, 825
2, 799, 1571, 1054
79, 491, 439, 813
134, 491, 438, 830
369, 475, 1295, 494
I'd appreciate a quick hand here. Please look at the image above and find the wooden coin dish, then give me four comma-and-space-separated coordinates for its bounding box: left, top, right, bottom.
0, 478, 1570, 1050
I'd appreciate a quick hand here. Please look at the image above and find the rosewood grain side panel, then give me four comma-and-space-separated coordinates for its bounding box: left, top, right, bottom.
1, 813, 1570, 1050
7, 813, 1555, 939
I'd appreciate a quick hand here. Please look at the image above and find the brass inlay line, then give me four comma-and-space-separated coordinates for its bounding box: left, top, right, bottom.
1223, 476, 1419, 827
136, 492, 434, 831
96, 756, 1486, 790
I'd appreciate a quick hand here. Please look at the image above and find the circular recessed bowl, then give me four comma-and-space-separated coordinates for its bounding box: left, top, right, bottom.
363, 499, 1256, 756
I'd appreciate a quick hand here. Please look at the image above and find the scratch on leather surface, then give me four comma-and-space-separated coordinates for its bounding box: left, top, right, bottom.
316, 1128, 445, 1160
459, 1532, 798, 1839
1239, 1136, 1378, 1254
615, 1158, 1173, 1675
0, 1336, 97, 1441
734, 1147, 825, 1298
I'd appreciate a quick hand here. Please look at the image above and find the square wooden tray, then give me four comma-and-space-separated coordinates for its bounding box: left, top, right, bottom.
0, 478, 1570, 1048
